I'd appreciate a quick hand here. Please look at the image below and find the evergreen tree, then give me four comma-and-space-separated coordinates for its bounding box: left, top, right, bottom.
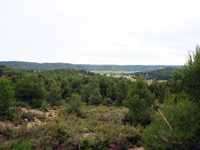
181, 45, 200, 103
70, 78, 82, 94
99, 77, 108, 99
15, 74, 46, 108
81, 82, 102, 105
0, 76, 14, 119
46, 79, 62, 105
106, 81, 117, 101
125, 75, 155, 126
149, 80, 167, 103
142, 96, 200, 149
60, 78, 70, 99
115, 78, 129, 106
66, 93, 83, 115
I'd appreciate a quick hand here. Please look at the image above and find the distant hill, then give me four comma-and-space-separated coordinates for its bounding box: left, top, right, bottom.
0, 61, 181, 71
133, 67, 181, 80
0, 65, 95, 79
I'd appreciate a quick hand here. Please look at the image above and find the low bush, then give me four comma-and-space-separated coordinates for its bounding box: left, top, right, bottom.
141, 98, 200, 149
12, 140, 35, 150
102, 98, 114, 106
66, 93, 83, 116
0, 105, 142, 150
36, 113, 46, 121
12, 111, 23, 126
22, 112, 35, 122
12, 101, 30, 108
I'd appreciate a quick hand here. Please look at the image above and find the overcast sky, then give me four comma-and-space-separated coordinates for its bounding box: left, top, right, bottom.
0, 0, 200, 65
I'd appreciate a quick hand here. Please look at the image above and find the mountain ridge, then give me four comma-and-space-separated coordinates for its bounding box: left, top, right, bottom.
0, 61, 181, 71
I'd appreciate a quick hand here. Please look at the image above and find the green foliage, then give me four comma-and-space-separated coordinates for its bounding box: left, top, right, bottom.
22, 112, 35, 122
164, 91, 188, 104
181, 45, 200, 103
102, 98, 114, 106
70, 78, 82, 93
125, 95, 152, 126
0, 65, 31, 78
88, 94, 102, 105
12, 101, 29, 107
15, 74, 46, 108
1, 45, 200, 150
36, 113, 46, 121
12, 140, 35, 150
45, 79, 62, 105
125, 75, 155, 126
38, 119, 69, 149
0, 139, 35, 150
41, 68, 94, 80
106, 81, 117, 101
133, 67, 180, 80
99, 77, 108, 99
141, 97, 200, 149
0, 106, 142, 150
60, 78, 70, 99
167, 70, 183, 94
115, 78, 129, 106
81, 82, 102, 105
12, 110, 23, 125
66, 93, 83, 115
149, 80, 167, 103
0, 76, 14, 119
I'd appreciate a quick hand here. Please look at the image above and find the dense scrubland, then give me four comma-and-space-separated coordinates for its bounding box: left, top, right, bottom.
0, 46, 200, 150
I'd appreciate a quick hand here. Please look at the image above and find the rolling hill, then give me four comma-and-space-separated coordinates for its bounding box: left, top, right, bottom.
0, 61, 181, 71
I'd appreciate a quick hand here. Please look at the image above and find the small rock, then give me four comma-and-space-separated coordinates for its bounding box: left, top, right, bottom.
83, 133, 94, 138
108, 144, 118, 149
84, 127, 89, 133
24, 118, 29, 122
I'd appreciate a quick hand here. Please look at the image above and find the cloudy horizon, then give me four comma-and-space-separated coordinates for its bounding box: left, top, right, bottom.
1, 0, 200, 65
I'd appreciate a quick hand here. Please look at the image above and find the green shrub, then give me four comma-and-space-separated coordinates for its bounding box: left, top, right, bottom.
15, 74, 46, 108
102, 98, 113, 106
124, 95, 152, 126
124, 76, 155, 126
36, 113, 46, 121
22, 112, 35, 122
0, 76, 14, 120
66, 93, 83, 116
12, 111, 23, 126
12, 101, 29, 108
54, 99, 66, 106
0, 140, 18, 150
45, 79, 62, 106
88, 95, 102, 105
41, 119, 69, 149
12, 140, 35, 150
141, 98, 200, 149
181, 45, 200, 103
40, 100, 49, 112
29, 99, 44, 109
80, 135, 112, 150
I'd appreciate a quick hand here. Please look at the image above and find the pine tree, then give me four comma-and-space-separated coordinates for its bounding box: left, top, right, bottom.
125, 75, 155, 126
0, 76, 14, 119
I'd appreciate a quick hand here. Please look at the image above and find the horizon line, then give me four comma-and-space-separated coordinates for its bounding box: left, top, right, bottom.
0, 60, 183, 66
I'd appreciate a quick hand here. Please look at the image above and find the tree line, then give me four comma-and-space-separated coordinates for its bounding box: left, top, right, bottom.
133, 67, 180, 80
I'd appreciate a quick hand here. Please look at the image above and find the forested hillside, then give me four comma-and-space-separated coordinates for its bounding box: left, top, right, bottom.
0, 61, 181, 71
133, 67, 180, 80
0, 46, 200, 149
